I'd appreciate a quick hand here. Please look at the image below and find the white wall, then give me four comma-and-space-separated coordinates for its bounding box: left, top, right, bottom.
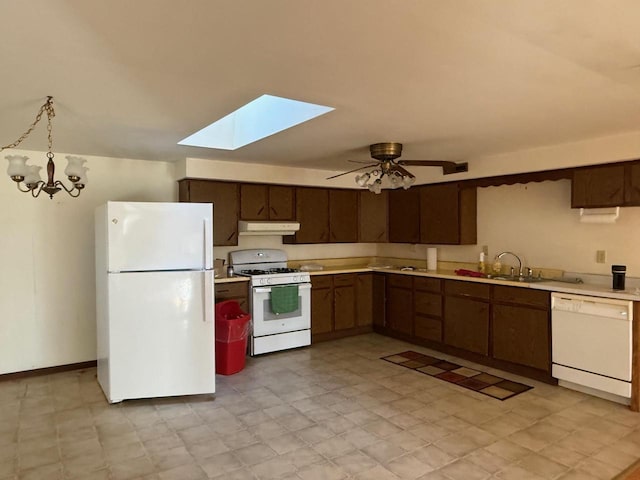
0, 149, 176, 375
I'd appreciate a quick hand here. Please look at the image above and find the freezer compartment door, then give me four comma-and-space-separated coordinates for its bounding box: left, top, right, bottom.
105, 271, 215, 402
106, 202, 213, 272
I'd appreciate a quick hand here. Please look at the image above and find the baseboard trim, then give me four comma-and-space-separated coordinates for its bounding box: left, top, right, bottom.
0, 360, 97, 382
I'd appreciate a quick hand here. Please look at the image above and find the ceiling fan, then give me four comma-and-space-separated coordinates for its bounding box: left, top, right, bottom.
327, 142, 468, 193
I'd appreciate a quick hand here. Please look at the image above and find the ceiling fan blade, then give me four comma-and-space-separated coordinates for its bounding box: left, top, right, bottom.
326, 163, 378, 180
397, 160, 469, 175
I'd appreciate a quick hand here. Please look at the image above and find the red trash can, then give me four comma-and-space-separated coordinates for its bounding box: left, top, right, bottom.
215, 300, 251, 375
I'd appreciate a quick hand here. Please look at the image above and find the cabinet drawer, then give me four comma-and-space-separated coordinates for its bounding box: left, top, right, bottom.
492, 285, 549, 308
414, 291, 442, 317
445, 280, 490, 299
415, 316, 442, 342
333, 274, 357, 287
311, 276, 332, 289
215, 282, 249, 299
386, 274, 413, 289
414, 277, 441, 293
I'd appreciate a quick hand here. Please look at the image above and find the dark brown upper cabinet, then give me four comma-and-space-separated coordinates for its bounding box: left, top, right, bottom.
572, 165, 625, 208
625, 163, 640, 205
388, 188, 421, 244
358, 190, 388, 243
419, 183, 477, 245
285, 187, 358, 244
178, 179, 239, 246
329, 189, 358, 243
285, 187, 330, 243
240, 184, 295, 221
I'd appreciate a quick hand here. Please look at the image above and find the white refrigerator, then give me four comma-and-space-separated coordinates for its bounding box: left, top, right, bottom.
95, 201, 215, 403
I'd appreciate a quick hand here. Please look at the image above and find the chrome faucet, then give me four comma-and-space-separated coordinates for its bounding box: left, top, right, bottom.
495, 251, 523, 277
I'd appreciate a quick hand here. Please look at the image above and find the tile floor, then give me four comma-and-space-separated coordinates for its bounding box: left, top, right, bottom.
1, 333, 640, 479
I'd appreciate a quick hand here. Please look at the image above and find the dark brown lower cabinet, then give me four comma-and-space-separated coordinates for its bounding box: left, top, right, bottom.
443, 296, 490, 355
311, 273, 375, 342
386, 275, 413, 336
492, 285, 551, 372
311, 276, 333, 335
492, 305, 549, 371
334, 274, 357, 331
356, 273, 373, 327
413, 277, 443, 342
372, 273, 386, 327
443, 280, 490, 356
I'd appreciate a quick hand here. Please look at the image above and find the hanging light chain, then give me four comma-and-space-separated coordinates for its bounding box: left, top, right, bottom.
1, 96, 54, 152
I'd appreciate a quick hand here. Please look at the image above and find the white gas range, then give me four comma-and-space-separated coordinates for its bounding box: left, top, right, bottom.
229, 249, 311, 355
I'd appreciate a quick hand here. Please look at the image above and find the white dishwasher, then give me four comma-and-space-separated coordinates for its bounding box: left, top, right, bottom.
551, 292, 633, 402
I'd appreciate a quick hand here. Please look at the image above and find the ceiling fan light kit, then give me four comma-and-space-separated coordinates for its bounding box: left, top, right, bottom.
328, 142, 468, 194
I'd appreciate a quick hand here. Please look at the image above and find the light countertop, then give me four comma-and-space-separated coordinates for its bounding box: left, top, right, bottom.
214, 275, 250, 284
307, 265, 640, 301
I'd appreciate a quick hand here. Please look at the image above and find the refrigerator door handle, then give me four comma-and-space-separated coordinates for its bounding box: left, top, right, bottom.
204, 218, 212, 269
204, 271, 213, 322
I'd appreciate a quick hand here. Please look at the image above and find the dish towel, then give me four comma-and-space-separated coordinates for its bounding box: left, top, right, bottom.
270, 285, 299, 314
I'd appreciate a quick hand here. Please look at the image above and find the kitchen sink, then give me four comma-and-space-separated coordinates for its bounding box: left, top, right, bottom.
487, 274, 583, 284
486, 274, 548, 283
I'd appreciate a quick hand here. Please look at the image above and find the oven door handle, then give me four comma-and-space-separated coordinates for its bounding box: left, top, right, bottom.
254, 283, 311, 294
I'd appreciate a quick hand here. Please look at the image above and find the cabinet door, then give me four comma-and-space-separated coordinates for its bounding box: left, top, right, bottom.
420, 184, 476, 245
420, 184, 459, 244
414, 316, 442, 342
291, 187, 330, 243
493, 304, 550, 371
180, 180, 239, 246
240, 184, 269, 220
356, 273, 373, 327
572, 165, 625, 208
625, 163, 640, 206
269, 186, 295, 220
414, 282, 442, 342
311, 277, 333, 335
329, 190, 358, 242
443, 296, 489, 355
358, 190, 388, 242
334, 274, 356, 330
372, 273, 386, 327
386, 283, 413, 335
388, 188, 420, 243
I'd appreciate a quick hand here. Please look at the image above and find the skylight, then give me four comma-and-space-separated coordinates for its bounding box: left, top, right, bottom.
178, 94, 334, 150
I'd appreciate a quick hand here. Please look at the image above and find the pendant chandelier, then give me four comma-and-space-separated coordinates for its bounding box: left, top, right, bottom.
3, 96, 88, 199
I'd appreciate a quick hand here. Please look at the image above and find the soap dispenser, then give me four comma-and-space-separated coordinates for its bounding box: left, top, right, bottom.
478, 252, 486, 274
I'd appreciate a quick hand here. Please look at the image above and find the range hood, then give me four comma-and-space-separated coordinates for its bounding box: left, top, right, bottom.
238, 220, 300, 236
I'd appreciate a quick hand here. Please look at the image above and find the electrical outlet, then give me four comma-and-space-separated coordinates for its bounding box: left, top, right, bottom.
596, 250, 606, 263
482, 245, 489, 256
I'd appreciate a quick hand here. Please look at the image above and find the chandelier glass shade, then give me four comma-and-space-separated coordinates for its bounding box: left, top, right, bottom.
3, 97, 88, 199
354, 161, 416, 194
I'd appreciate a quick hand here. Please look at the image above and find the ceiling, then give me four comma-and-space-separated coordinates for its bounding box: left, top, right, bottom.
2, 0, 640, 173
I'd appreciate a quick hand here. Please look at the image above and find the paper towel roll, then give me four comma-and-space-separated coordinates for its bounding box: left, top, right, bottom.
427, 248, 438, 271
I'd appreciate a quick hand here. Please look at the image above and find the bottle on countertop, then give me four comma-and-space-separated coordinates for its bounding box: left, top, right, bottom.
492, 256, 502, 275
478, 252, 486, 274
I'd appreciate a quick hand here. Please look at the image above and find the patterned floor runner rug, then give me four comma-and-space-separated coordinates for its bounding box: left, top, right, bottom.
381, 350, 533, 401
